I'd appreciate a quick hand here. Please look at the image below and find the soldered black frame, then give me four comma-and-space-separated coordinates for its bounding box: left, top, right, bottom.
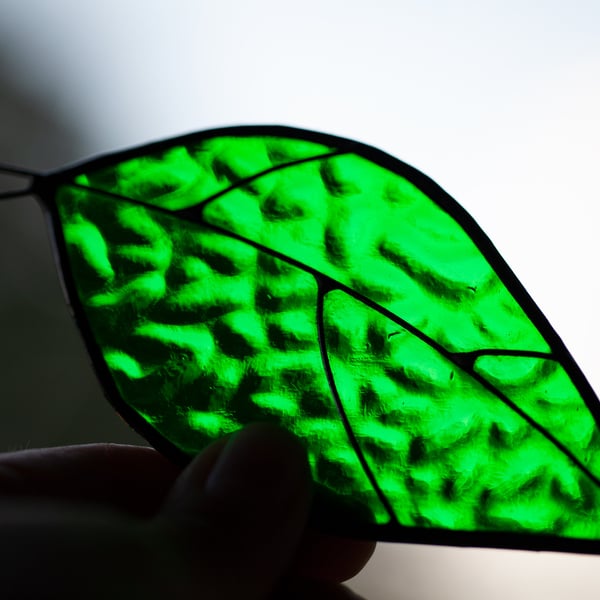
1, 125, 600, 553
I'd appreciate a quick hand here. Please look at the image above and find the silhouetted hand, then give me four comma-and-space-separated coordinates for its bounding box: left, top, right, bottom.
0, 424, 374, 598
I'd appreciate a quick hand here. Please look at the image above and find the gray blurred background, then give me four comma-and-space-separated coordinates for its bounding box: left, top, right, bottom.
1, 1, 599, 598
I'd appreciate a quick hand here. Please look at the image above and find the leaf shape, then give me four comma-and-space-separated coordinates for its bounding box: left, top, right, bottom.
45, 126, 600, 550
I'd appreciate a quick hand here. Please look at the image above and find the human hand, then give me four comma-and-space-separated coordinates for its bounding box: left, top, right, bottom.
0, 424, 374, 598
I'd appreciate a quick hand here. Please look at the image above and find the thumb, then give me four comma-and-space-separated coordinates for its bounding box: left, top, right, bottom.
160, 423, 313, 599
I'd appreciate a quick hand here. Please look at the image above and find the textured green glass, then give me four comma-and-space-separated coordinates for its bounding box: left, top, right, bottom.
42, 128, 600, 548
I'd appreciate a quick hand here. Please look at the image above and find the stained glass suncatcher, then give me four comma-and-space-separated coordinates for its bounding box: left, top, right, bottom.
2, 125, 600, 553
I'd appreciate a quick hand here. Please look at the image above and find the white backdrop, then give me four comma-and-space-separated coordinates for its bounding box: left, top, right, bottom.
1, 1, 600, 598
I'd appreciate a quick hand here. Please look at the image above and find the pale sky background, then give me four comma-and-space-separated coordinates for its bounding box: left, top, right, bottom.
1, 1, 600, 598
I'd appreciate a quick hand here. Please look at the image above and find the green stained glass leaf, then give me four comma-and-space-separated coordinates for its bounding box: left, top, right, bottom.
8, 125, 600, 552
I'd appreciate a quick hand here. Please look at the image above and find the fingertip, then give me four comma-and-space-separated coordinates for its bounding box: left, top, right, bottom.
204, 423, 311, 512
163, 423, 311, 519
161, 435, 229, 516
158, 424, 315, 599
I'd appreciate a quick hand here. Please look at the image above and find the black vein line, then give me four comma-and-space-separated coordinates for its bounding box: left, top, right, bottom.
197, 222, 600, 489
315, 282, 398, 524
451, 349, 555, 370
52, 183, 600, 488
63, 149, 347, 214
177, 149, 349, 216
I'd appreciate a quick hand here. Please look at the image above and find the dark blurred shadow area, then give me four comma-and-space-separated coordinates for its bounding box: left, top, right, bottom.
0, 47, 144, 450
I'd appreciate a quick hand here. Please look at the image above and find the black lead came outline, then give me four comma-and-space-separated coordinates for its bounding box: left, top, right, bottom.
5, 124, 600, 551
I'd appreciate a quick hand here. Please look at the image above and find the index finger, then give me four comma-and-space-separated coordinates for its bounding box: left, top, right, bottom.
0, 444, 179, 516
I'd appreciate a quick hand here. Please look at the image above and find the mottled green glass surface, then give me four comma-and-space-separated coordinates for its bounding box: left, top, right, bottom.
54, 132, 600, 540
